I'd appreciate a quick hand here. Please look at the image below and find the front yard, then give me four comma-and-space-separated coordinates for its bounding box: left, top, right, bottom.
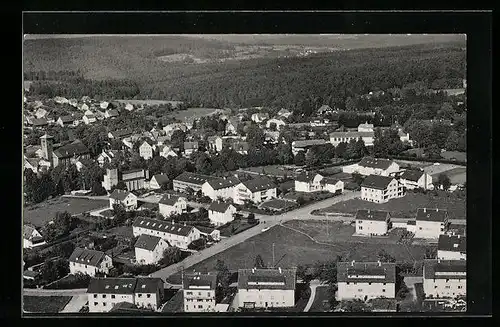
217, 219, 259, 237
23, 296, 72, 313
309, 286, 332, 312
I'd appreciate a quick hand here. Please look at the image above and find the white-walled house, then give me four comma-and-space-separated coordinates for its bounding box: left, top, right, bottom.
149, 174, 169, 190
237, 268, 296, 309
355, 209, 391, 236
336, 261, 396, 301
398, 170, 434, 190
343, 157, 400, 177
321, 177, 345, 194
23, 225, 46, 249
139, 139, 156, 160
109, 189, 138, 211
361, 175, 405, 203
69, 248, 113, 277
201, 176, 240, 200
132, 217, 201, 250
330, 131, 374, 147
234, 177, 277, 205
158, 195, 187, 218
294, 173, 344, 194
208, 202, 237, 226
251, 112, 269, 123
266, 118, 286, 130
134, 234, 170, 265
414, 208, 449, 239
158, 145, 178, 159
423, 259, 466, 299
358, 122, 374, 132
183, 273, 217, 312
195, 226, 221, 242
173, 172, 212, 193
437, 234, 466, 260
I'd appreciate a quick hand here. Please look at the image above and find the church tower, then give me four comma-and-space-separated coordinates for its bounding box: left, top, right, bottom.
40, 134, 54, 167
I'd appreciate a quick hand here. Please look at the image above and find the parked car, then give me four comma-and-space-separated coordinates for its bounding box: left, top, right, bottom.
261, 227, 270, 232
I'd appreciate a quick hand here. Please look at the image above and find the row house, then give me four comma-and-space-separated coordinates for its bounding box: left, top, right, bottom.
134, 234, 170, 265
173, 172, 213, 193
342, 157, 400, 177
183, 273, 217, 312
360, 175, 405, 203
132, 217, 201, 250
207, 202, 237, 226
158, 194, 187, 218
201, 176, 241, 200
69, 247, 113, 277
423, 259, 466, 299
355, 209, 391, 236
234, 177, 277, 205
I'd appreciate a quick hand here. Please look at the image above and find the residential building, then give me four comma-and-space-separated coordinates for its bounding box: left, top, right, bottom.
237, 267, 296, 309
266, 118, 286, 130
34, 107, 48, 119
337, 261, 396, 301
195, 226, 221, 242
132, 217, 201, 249
415, 208, 449, 239
398, 169, 434, 190
24, 158, 40, 174
69, 247, 113, 277
173, 172, 213, 193
361, 175, 405, 203
56, 115, 75, 127
97, 150, 120, 167
183, 273, 217, 312
225, 118, 239, 135
423, 259, 466, 298
108, 128, 134, 140
201, 176, 241, 200
158, 194, 187, 218
343, 157, 400, 177
109, 189, 138, 211
134, 234, 170, 265
183, 141, 199, 156
105, 109, 119, 119
355, 209, 391, 236
232, 141, 250, 155
294, 173, 324, 193
207, 202, 237, 226
437, 235, 466, 260
358, 122, 374, 132
277, 108, 292, 119
234, 177, 277, 205
330, 131, 374, 147
320, 177, 345, 194
87, 277, 164, 313
291, 139, 327, 155
317, 104, 335, 115
83, 113, 97, 125
51, 140, 91, 168
23, 225, 46, 249
251, 112, 269, 123
158, 145, 178, 159
149, 174, 169, 190
207, 136, 222, 152
139, 139, 156, 160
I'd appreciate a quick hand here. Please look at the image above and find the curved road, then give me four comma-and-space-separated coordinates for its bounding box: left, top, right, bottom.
303, 280, 322, 312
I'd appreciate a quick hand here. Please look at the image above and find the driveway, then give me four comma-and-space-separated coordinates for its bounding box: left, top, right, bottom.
303, 280, 321, 312
404, 276, 423, 301
60, 295, 88, 313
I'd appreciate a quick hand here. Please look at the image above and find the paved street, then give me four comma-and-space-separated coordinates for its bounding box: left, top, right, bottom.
23, 288, 88, 297
61, 295, 88, 313
303, 279, 321, 312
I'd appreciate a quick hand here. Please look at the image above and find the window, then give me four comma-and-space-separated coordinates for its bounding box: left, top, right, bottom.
102, 294, 106, 298
445, 286, 451, 289
138, 294, 142, 297
186, 305, 188, 310
111, 295, 115, 299
346, 282, 350, 285
93, 294, 97, 298
85, 265, 88, 268
103, 302, 106, 306
197, 299, 203, 302
198, 305, 203, 309
359, 226, 363, 230
369, 283, 372, 285
382, 289, 386, 292
198, 292, 202, 296
435, 286, 438, 289
383, 283, 386, 285
358, 289, 363, 292
207, 292, 211, 297
458, 286, 462, 289
94, 302, 98, 306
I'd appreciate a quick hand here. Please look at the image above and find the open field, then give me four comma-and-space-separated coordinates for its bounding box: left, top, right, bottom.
315, 192, 466, 219
441, 151, 467, 162
168, 107, 221, 121
309, 286, 331, 312
433, 167, 466, 185
24, 197, 109, 227
161, 290, 183, 312
23, 295, 72, 313
238, 165, 298, 178
115, 99, 184, 107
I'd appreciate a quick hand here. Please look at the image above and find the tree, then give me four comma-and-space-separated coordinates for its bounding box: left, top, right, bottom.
424, 144, 442, 159
159, 247, 183, 266
377, 249, 396, 263
294, 151, 306, 166
344, 139, 358, 160
338, 299, 370, 312
425, 248, 437, 259
53, 241, 76, 259
91, 181, 107, 196
113, 204, 127, 224
345, 96, 357, 111
276, 143, 294, 165
352, 172, 364, 185
254, 255, 266, 269
214, 259, 231, 302
335, 142, 347, 158
171, 130, 186, 149
296, 196, 307, 206
113, 181, 128, 191
437, 173, 451, 191
246, 124, 265, 149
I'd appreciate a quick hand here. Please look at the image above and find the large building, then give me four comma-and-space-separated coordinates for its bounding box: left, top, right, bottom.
40, 135, 91, 168
201, 176, 241, 200
414, 208, 449, 239
437, 234, 466, 260
398, 169, 434, 190
237, 268, 296, 309
87, 277, 164, 312
361, 175, 405, 203
336, 261, 396, 301
355, 209, 391, 236
291, 139, 327, 155
134, 234, 170, 265
234, 177, 277, 205
423, 259, 466, 299
173, 172, 213, 193
132, 217, 201, 250
183, 273, 217, 312
102, 168, 150, 191
109, 189, 138, 211
329, 131, 374, 147
343, 157, 400, 177
68, 248, 113, 277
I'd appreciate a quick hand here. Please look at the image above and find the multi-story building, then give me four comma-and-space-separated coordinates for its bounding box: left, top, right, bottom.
132, 217, 201, 250
109, 189, 138, 211
329, 131, 374, 147
291, 139, 327, 156
398, 169, 434, 190
183, 141, 199, 157
102, 168, 150, 191
207, 202, 237, 226
343, 157, 400, 177
423, 259, 466, 299
237, 267, 296, 309
183, 273, 217, 312
23, 225, 46, 249
201, 176, 241, 200
361, 175, 405, 203
134, 234, 170, 265
139, 139, 156, 160
148, 174, 170, 190
414, 208, 449, 239
173, 172, 213, 193
68, 248, 113, 277
158, 194, 187, 218
234, 177, 277, 205
336, 261, 396, 301
437, 234, 466, 260
355, 209, 391, 236
294, 173, 344, 194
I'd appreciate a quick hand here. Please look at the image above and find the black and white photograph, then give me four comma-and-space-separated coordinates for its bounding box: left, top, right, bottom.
20, 13, 490, 316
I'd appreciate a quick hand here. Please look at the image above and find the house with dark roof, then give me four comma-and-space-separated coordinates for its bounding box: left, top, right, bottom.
87, 277, 164, 313
149, 174, 170, 190
183, 273, 217, 312
355, 209, 391, 236
134, 234, 170, 265
69, 247, 113, 277
234, 177, 277, 205
330, 131, 374, 147
398, 169, 434, 190
343, 157, 400, 177
173, 171, 213, 193
108, 128, 134, 140
56, 115, 75, 127
183, 141, 199, 156
201, 176, 241, 200
132, 217, 201, 250
158, 194, 187, 218
337, 261, 396, 301
52, 140, 91, 168
109, 189, 138, 211
237, 267, 297, 309
105, 109, 119, 119
194, 225, 221, 242
207, 201, 237, 226
437, 234, 466, 261
414, 208, 449, 239
361, 174, 405, 203
23, 225, 46, 249
423, 259, 466, 299
358, 122, 374, 132
291, 139, 327, 155
294, 173, 324, 193
138, 138, 157, 160
317, 104, 335, 115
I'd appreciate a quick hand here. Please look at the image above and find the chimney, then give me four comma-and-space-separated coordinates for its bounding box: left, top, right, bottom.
378, 260, 381, 267
279, 267, 282, 274
423, 208, 427, 213
252, 268, 255, 273
351, 260, 355, 266
171, 220, 174, 224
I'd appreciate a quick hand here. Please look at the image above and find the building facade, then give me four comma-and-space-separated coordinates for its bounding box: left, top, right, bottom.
69, 248, 113, 277
132, 217, 201, 250
437, 235, 466, 260
201, 176, 240, 200
361, 175, 405, 203
173, 172, 213, 193
234, 178, 277, 205
134, 234, 170, 265
355, 210, 391, 236
109, 189, 138, 211
207, 202, 237, 226
158, 195, 187, 218
398, 170, 434, 190
423, 259, 466, 298
183, 273, 217, 312
414, 208, 449, 239
342, 157, 400, 177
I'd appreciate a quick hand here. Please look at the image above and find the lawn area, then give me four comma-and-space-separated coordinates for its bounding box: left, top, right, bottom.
260, 199, 297, 212
161, 290, 184, 312
315, 191, 466, 220
168, 107, 220, 121
24, 197, 109, 227
432, 167, 466, 185
441, 151, 467, 162
309, 286, 332, 312
23, 295, 72, 313
218, 219, 259, 237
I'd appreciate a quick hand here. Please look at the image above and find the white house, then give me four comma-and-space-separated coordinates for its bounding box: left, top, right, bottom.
330, 131, 374, 147
342, 157, 400, 177
195, 226, 221, 242
139, 139, 156, 160
321, 177, 345, 194
109, 189, 138, 211
124, 103, 134, 111
183, 273, 217, 312
105, 109, 119, 119
291, 139, 327, 156
132, 217, 201, 250
251, 112, 269, 123
149, 174, 169, 190
266, 118, 286, 130
201, 176, 240, 200
69, 248, 113, 277
83, 113, 97, 125
398, 169, 434, 190
225, 119, 239, 135
183, 142, 199, 157
423, 259, 466, 299
100, 101, 109, 110
414, 208, 449, 239
234, 177, 277, 205
358, 122, 374, 132
336, 261, 396, 301
437, 234, 466, 260
158, 145, 178, 159
355, 209, 391, 236
158, 195, 187, 218
361, 175, 405, 203
277, 108, 292, 119
237, 268, 296, 309
294, 173, 324, 193
134, 234, 170, 265
173, 172, 213, 193
87, 277, 164, 313
23, 225, 46, 249
207, 202, 237, 226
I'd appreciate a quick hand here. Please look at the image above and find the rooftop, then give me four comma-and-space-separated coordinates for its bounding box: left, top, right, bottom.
173, 171, 213, 186
416, 208, 448, 222
133, 217, 194, 237
109, 189, 133, 201
241, 177, 277, 193
69, 248, 107, 267
355, 209, 389, 222
361, 174, 396, 190
207, 176, 241, 190
238, 268, 296, 290
399, 169, 425, 182
423, 259, 466, 280
438, 234, 466, 253
337, 261, 396, 283
134, 234, 163, 251
159, 194, 185, 206
53, 140, 90, 159
182, 273, 217, 290
358, 157, 395, 170
208, 201, 234, 214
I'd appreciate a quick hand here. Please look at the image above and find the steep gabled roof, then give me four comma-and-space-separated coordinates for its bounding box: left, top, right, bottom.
52, 140, 90, 159
87, 278, 137, 294
109, 189, 133, 201
355, 209, 389, 221
241, 177, 277, 193
238, 268, 296, 290
361, 174, 396, 190
152, 174, 169, 185
134, 234, 163, 251
208, 201, 234, 213
358, 157, 395, 170
399, 169, 425, 182
159, 194, 184, 206
69, 247, 107, 267
423, 259, 466, 280
207, 176, 240, 190
173, 172, 212, 186
416, 208, 448, 222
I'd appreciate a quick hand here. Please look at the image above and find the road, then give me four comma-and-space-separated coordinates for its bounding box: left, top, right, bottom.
60, 295, 88, 313
303, 279, 321, 312
23, 288, 88, 297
